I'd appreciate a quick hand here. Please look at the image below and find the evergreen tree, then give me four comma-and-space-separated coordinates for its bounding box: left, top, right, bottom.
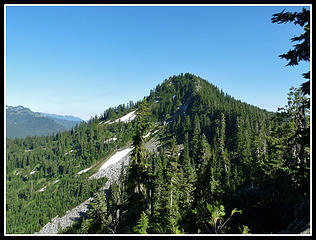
122, 99, 151, 231
133, 211, 149, 234
271, 7, 310, 194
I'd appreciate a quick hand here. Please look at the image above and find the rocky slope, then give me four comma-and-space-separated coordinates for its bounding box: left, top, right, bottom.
35, 134, 160, 234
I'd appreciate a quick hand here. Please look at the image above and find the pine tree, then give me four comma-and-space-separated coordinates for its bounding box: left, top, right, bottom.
271, 8, 310, 192
122, 99, 152, 231
133, 211, 149, 234
86, 192, 112, 233
164, 137, 182, 233
191, 114, 201, 162
179, 133, 196, 213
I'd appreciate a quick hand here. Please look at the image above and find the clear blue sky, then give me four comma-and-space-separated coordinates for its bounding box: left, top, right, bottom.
5, 5, 310, 121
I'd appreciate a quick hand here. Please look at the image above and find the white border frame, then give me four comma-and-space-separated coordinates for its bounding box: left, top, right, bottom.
3, 3, 312, 237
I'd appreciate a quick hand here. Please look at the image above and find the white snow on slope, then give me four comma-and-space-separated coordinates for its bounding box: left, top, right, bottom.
89, 147, 133, 180
100, 111, 136, 126
153, 129, 159, 134
64, 150, 74, 155
143, 129, 159, 138
114, 111, 136, 123
99, 148, 133, 171
104, 137, 117, 144
77, 167, 92, 175
144, 132, 151, 138
38, 186, 47, 192
51, 215, 59, 222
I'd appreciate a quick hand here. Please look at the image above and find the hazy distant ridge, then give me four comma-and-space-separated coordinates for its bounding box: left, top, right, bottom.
38, 112, 83, 122
6, 105, 84, 138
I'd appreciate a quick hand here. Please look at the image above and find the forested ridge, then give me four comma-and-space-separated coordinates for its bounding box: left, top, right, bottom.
60, 72, 309, 234
6, 102, 138, 233
6, 72, 309, 234
6, 8, 310, 235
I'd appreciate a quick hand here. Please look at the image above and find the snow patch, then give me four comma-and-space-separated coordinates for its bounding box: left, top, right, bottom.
38, 186, 47, 192
77, 167, 92, 175
51, 215, 59, 222
99, 148, 133, 171
53, 180, 59, 184
144, 132, 151, 138
104, 137, 117, 144
64, 150, 74, 155
114, 111, 136, 123
30, 170, 36, 175
152, 129, 159, 135
144, 128, 160, 139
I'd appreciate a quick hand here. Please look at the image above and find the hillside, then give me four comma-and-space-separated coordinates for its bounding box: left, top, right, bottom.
6, 105, 83, 138
5, 73, 310, 234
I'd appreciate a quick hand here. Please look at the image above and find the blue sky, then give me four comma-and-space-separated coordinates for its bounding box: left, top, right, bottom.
5, 5, 310, 121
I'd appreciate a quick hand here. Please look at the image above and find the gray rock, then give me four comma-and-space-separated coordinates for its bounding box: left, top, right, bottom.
36, 133, 160, 234
35, 151, 131, 234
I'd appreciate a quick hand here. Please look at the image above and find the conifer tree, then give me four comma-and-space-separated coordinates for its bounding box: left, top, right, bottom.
271, 7, 310, 194
164, 137, 182, 233
179, 133, 196, 212
191, 115, 201, 162
123, 99, 151, 231
133, 211, 149, 234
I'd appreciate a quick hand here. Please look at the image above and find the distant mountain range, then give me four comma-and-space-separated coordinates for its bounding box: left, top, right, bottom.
6, 105, 84, 138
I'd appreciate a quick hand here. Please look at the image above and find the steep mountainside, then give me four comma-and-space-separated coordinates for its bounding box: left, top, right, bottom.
6, 105, 83, 138
6, 73, 309, 234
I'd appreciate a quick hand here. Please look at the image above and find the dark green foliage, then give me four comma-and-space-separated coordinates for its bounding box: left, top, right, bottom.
271, 8, 310, 66
133, 211, 149, 234
84, 192, 113, 233
271, 7, 310, 99
6, 103, 136, 234
7, 65, 310, 234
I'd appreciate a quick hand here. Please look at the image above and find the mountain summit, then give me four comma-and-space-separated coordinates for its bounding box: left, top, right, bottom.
6, 73, 309, 235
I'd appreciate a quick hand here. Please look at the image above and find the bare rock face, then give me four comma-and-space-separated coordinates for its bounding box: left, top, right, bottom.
35, 197, 93, 234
